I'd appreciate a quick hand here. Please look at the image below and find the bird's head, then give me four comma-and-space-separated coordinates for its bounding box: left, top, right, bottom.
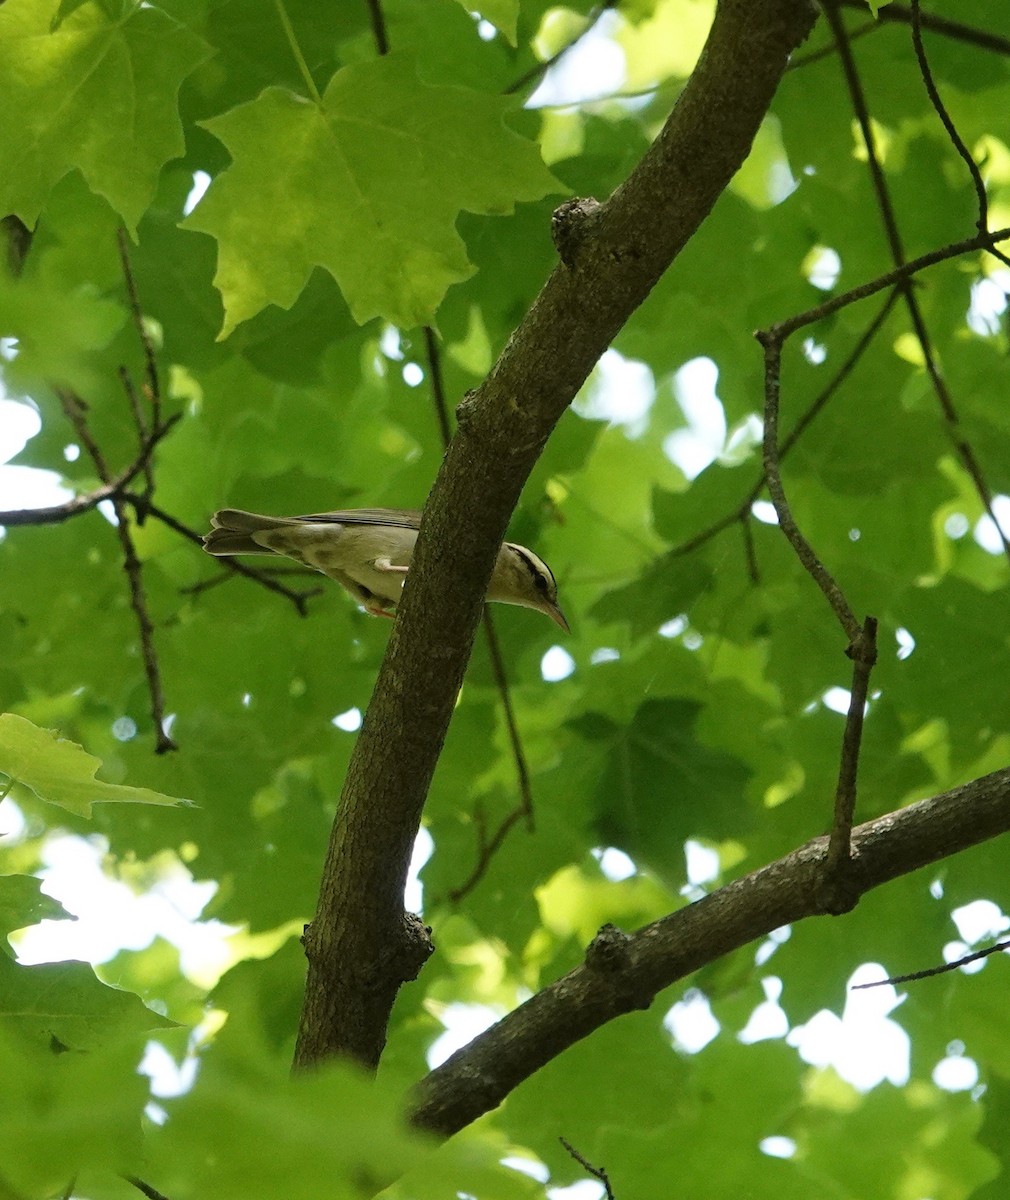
491, 542, 570, 633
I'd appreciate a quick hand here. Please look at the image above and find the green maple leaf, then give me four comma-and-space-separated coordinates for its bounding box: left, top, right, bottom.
0, 0, 210, 230
0, 714, 190, 818
186, 53, 561, 335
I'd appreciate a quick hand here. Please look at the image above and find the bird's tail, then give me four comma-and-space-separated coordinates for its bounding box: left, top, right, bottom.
203, 508, 295, 556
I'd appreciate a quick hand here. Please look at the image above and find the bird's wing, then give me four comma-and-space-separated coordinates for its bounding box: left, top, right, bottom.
295, 508, 423, 530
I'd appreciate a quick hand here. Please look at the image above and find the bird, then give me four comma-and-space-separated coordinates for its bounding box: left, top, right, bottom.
202, 507, 569, 632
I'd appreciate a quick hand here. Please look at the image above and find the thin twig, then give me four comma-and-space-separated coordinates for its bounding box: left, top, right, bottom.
120, 495, 322, 616
424, 325, 537, 849
124, 1175, 173, 1200
837, 0, 1010, 59
672, 287, 901, 562
365, 0, 388, 55
0, 415, 180, 527
447, 805, 527, 904
757, 334, 861, 641
505, 0, 620, 96
117, 229, 163, 512
822, 616, 878, 908
824, 2, 1010, 566
481, 610, 534, 830
778, 287, 902, 461
560, 1137, 616, 1200
58, 389, 111, 478
423, 326, 453, 447
766, 226, 1010, 343
908, 0, 1010, 268
740, 514, 759, 584
117, 228, 161, 429
852, 939, 1010, 989
59, 393, 177, 753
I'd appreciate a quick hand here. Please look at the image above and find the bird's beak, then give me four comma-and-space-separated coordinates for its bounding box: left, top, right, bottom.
548, 603, 571, 634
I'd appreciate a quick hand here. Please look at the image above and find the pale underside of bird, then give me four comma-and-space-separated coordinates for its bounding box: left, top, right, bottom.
202, 507, 569, 632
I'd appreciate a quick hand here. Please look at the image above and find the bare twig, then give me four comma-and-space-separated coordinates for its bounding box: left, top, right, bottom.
505, 0, 620, 96
778, 287, 902, 461
824, 2, 1010, 566
0, 415, 180, 527
117, 228, 161, 429
852, 939, 1010, 989
423, 326, 453, 447
740, 514, 759, 584
117, 229, 162, 514
908, 0, 1010, 268
365, 0, 388, 55
766, 227, 1010, 343
447, 804, 527, 903
118, 365, 155, 507
560, 1137, 616, 1200
124, 1175, 173, 1200
672, 287, 900, 562
481, 611, 534, 830
821, 615, 877, 909
58, 389, 111, 478
757, 333, 861, 641
683, 221, 1010, 566
58, 393, 177, 753
120, 495, 322, 616
837, 0, 1010, 59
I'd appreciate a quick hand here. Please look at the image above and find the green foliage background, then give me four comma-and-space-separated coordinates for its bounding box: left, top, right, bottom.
2, 0, 1010, 1196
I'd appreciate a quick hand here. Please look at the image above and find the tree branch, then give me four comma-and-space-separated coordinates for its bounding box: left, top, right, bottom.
560, 1137, 616, 1200
757, 330, 861, 641
58, 392, 177, 753
293, 0, 821, 1071
0, 417, 180, 528
410, 765, 1010, 1137
852, 937, 1010, 990
821, 615, 877, 907
837, 0, 1010, 59
824, 2, 1010, 565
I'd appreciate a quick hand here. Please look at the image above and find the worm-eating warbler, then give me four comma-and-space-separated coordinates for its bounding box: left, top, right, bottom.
203, 507, 569, 632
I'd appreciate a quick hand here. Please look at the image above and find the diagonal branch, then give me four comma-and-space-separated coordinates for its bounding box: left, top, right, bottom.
410, 764, 1010, 1137
852, 937, 1010, 990
560, 1138, 616, 1200
0, 415, 180, 528
423, 324, 536, 886
293, 0, 821, 1072
837, 0, 1010, 59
